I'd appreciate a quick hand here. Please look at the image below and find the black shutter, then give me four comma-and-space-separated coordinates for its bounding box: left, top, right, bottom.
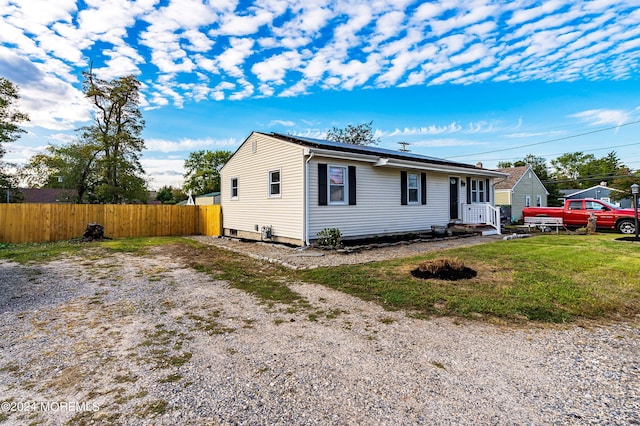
421, 173, 427, 205
348, 166, 357, 205
401, 171, 407, 205
318, 164, 327, 206
485, 178, 490, 203
466, 177, 472, 204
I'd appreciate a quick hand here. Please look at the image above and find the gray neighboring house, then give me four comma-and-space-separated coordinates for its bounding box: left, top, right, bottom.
559, 184, 632, 208
494, 165, 548, 222
220, 132, 507, 246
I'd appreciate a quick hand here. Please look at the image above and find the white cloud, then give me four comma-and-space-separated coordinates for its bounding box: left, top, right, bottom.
571, 109, 630, 127
408, 138, 485, 148
141, 158, 187, 190
146, 137, 238, 153
2, 0, 640, 130
251, 50, 303, 83
268, 120, 295, 127
216, 37, 255, 77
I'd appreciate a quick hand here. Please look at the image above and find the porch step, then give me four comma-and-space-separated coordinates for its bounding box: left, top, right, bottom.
450, 223, 500, 236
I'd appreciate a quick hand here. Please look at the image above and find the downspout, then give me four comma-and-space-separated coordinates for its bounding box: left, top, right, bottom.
304, 151, 315, 246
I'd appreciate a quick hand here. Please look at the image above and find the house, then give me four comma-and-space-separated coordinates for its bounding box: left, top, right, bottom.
19, 188, 74, 203
195, 192, 221, 205
559, 184, 632, 208
494, 165, 548, 223
219, 132, 507, 246
17, 188, 162, 204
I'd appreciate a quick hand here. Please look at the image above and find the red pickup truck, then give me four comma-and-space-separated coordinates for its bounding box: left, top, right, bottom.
522, 199, 638, 234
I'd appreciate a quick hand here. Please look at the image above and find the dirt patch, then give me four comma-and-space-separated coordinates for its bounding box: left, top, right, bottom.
411, 258, 477, 281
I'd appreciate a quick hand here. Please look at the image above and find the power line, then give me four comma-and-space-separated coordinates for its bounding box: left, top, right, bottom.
444, 119, 640, 159
477, 142, 640, 164
541, 173, 638, 184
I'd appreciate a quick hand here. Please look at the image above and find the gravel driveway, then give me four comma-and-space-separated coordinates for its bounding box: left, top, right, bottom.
0, 241, 638, 425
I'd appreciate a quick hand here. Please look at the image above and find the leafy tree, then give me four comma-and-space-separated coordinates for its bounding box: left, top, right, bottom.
603, 165, 640, 202
576, 151, 621, 187
80, 69, 148, 203
550, 152, 595, 189
496, 160, 516, 168
156, 185, 182, 204
155, 185, 174, 204
498, 155, 549, 180
326, 121, 381, 146
155, 185, 189, 204
171, 187, 189, 203
183, 150, 232, 196
0, 78, 29, 203
22, 140, 101, 203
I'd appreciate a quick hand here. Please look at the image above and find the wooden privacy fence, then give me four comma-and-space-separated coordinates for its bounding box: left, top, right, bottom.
0, 204, 221, 244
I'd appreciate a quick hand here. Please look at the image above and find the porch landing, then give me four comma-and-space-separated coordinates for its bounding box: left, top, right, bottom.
450, 223, 500, 236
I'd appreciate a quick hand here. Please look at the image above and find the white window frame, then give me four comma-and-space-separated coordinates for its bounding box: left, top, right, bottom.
268, 169, 281, 198
471, 179, 487, 203
407, 173, 420, 204
536, 195, 542, 207
230, 177, 238, 200
328, 165, 347, 205
525, 195, 531, 207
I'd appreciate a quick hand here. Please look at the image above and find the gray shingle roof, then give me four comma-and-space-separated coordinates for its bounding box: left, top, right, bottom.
267, 132, 488, 171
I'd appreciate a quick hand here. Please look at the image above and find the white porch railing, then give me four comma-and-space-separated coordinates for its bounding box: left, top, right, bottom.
461, 203, 501, 234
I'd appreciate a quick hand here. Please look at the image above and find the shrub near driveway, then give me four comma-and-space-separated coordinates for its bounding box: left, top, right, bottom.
298, 234, 640, 323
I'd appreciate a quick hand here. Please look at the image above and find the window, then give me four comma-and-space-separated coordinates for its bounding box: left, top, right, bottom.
471, 179, 486, 203
586, 201, 605, 211
230, 177, 238, 199
525, 195, 531, 207
401, 172, 427, 205
568, 201, 582, 210
318, 164, 356, 206
269, 169, 281, 197
329, 166, 346, 204
408, 173, 419, 203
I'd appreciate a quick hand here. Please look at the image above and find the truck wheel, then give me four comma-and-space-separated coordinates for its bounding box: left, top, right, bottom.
617, 219, 636, 234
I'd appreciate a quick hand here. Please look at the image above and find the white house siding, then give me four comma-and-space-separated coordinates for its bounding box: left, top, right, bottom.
308, 157, 452, 240
220, 133, 305, 244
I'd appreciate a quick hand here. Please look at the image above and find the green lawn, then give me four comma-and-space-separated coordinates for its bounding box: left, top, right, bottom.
2, 234, 639, 324
298, 234, 640, 323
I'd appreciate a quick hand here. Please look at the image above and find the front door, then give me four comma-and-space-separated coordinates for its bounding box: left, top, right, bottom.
449, 177, 459, 219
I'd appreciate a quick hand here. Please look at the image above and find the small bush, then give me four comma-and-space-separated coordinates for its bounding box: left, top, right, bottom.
317, 228, 342, 248
418, 258, 465, 274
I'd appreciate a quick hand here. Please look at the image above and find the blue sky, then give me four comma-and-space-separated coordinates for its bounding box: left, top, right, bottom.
1, 0, 640, 189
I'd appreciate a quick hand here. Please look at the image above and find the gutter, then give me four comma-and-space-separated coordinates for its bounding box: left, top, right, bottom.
304, 149, 314, 246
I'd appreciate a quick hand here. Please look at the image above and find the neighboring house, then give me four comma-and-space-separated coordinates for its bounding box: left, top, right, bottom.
494, 165, 548, 223
195, 192, 221, 205
220, 132, 507, 246
18, 188, 161, 204
19, 188, 73, 203
559, 184, 632, 208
